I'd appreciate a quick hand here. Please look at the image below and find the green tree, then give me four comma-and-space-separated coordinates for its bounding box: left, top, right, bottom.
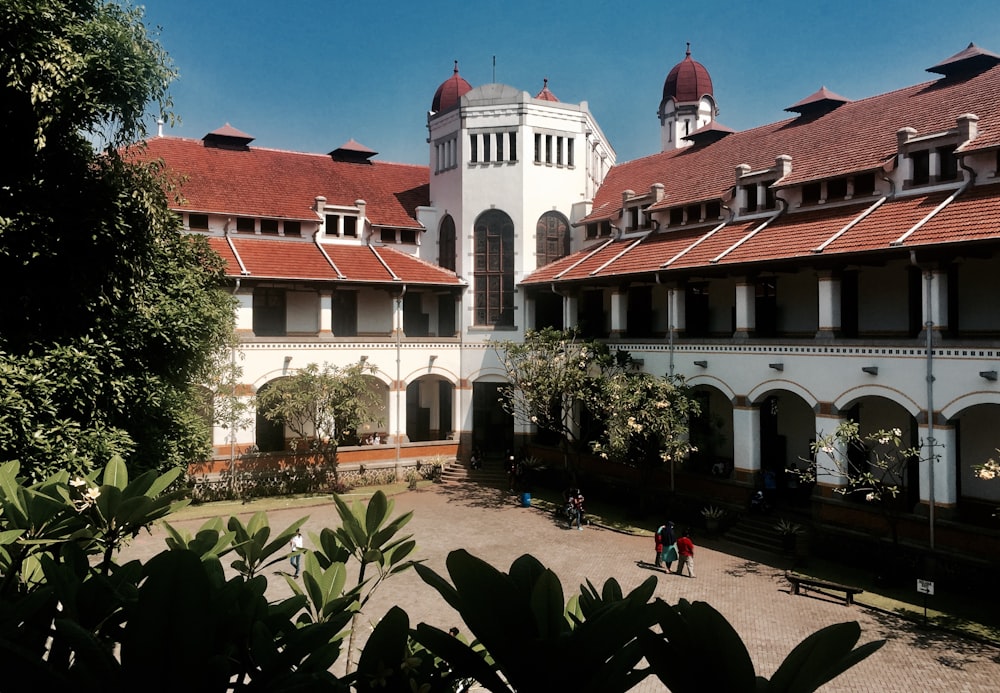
494, 328, 698, 490
0, 0, 236, 480
255, 362, 383, 480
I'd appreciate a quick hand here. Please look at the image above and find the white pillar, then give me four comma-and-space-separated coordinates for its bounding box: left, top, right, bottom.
816, 271, 840, 338
669, 286, 686, 335
919, 422, 957, 507
236, 291, 254, 335
319, 291, 332, 336
922, 269, 949, 337
563, 293, 579, 331
732, 403, 761, 479
523, 295, 536, 332
734, 279, 755, 339
610, 290, 627, 338
814, 414, 849, 489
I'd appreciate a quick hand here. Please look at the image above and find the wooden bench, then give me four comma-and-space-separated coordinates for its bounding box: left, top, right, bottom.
786, 572, 864, 606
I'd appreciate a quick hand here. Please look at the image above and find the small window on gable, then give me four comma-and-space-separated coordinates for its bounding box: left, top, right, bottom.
827, 178, 848, 200
600, 220, 612, 237
762, 180, 776, 210
686, 204, 701, 224
188, 213, 209, 230
567, 138, 574, 167
802, 182, 821, 205
400, 229, 417, 244
470, 134, 478, 163
854, 173, 876, 196
705, 200, 721, 220
743, 184, 758, 213
629, 207, 639, 230
284, 220, 301, 236
937, 144, 958, 182
325, 214, 340, 235
586, 223, 598, 240
260, 219, 279, 235
237, 217, 255, 233
343, 217, 358, 237
380, 228, 396, 243
669, 208, 684, 226
911, 150, 930, 185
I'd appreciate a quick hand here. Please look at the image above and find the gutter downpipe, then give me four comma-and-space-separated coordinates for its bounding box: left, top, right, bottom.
395, 284, 407, 480
911, 249, 935, 552
656, 272, 676, 493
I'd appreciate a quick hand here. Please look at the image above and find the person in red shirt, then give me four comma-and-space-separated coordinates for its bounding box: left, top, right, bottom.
675, 529, 695, 578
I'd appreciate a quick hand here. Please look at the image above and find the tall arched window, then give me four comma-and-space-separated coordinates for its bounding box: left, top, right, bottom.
536, 211, 570, 267
473, 209, 515, 326
439, 215, 456, 271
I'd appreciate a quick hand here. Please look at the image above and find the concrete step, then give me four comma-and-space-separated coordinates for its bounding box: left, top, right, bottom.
439, 463, 508, 487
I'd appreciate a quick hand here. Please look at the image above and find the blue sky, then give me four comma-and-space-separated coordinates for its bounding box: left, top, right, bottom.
139, 0, 1000, 166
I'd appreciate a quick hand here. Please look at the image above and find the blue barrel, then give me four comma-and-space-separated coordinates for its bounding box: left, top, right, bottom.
520, 492, 531, 507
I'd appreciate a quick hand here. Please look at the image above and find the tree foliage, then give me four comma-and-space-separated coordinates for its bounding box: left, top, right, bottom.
0, 460, 884, 692
255, 362, 383, 476
494, 328, 698, 470
0, 0, 236, 481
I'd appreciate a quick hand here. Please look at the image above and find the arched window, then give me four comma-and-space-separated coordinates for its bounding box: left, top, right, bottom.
439, 215, 456, 271
536, 211, 570, 267
473, 209, 515, 326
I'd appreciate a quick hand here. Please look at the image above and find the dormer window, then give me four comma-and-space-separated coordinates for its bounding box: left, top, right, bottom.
284, 221, 301, 237
669, 207, 684, 226
260, 219, 279, 235
188, 213, 208, 230
854, 173, 876, 196
344, 217, 357, 237
743, 184, 758, 213
802, 182, 822, 205
628, 206, 639, 230
763, 182, 776, 211
686, 204, 702, 223
705, 200, 721, 220
938, 144, 959, 181
827, 178, 848, 201
380, 229, 396, 243
325, 213, 359, 238
237, 217, 255, 233
911, 150, 930, 185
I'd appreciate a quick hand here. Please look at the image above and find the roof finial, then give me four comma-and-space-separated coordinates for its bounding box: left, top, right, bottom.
453, 60, 459, 75
543, 77, 548, 87
686, 42, 691, 58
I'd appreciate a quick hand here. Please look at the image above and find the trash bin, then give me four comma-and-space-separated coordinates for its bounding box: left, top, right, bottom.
520, 492, 531, 507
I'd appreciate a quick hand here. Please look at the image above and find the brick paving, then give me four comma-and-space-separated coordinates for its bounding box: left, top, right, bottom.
124, 481, 1000, 691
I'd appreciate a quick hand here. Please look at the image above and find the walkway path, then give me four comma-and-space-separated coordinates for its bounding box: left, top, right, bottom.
124, 482, 1000, 691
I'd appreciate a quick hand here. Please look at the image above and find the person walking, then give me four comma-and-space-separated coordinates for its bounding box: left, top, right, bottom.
675, 528, 695, 577
569, 488, 585, 530
658, 521, 677, 571
289, 529, 304, 578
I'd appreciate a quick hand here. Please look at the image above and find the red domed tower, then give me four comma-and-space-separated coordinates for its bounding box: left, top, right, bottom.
431, 61, 473, 114
658, 44, 718, 151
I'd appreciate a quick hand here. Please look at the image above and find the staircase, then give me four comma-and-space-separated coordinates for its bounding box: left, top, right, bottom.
723, 512, 793, 555
439, 461, 509, 489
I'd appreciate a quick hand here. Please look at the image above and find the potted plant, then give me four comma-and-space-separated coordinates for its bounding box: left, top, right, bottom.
701, 505, 726, 533
775, 518, 805, 552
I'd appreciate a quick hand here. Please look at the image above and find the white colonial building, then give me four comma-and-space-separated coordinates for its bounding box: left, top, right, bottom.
139, 45, 1000, 560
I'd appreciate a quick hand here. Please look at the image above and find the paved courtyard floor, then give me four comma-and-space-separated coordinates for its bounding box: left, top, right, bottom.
125, 481, 1000, 691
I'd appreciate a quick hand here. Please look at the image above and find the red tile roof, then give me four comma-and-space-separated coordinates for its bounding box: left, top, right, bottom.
586, 64, 1000, 224
903, 182, 1000, 247
131, 136, 429, 228
205, 236, 462, 286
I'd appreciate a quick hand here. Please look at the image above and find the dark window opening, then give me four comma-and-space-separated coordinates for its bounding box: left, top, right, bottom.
840, 271, 859, 338
380, 228, 396, 243
567, 138, 574, 167
827, 178, 848, 200
473, 209, 515, 326
802, 183, 821, 205
439, 216, 456, 271
705, 200, 721, 220
626, 286, 654, 338
534, 292, 563, 330
403, 292, 429, 337
669, 207, 684, 226
600, 221, 612, 237
854, 173, 876, 197
685, 283, 709, 338
938, 144, 959, 182
578, 289, 607, 338
510, 132, 517, 161
534, 133, 541, 163
260, 219, 279, 235
755, 279, 777, 337
332, 292, 357, 337
911, 150, 930, 185
189, 213, 209, 230
344, 217, 357, 238
545, 135, 552, 164
438, 294, 456, 336
762, 180, 777, 210
253, 288, 286, 336
470, 134, 478, 163
325, 214, 340, 235
586, 223, 598, 240
629, 207, 639, 230
237, 217, 255, 233
495, 132, 504, 161
536, 211, 570, 267
686, 204, 701, 223
284, 220, 301, 236
400, 229, 417, 244
744, 184, 759, 213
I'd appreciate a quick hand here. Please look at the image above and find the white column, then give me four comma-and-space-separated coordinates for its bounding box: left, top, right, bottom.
732, 403, 761, 479
563, 293, 579, 331
236, 291, 254, 335
393, 293, 405, 337
669, 286, 686, 335
919, 423, 957, 507
319, 291, 333, 336
734, 279, 755, 339
814, 414, 849, 489
816, 271, 840, 338
389, 382, 406, 445
610, 290, 627, 338
523, 295, 536, 332
921, 269, 949, 337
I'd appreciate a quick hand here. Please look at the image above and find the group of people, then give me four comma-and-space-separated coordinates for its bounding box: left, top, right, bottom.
563, 487, 585, 530
653, 521, 695, 577
360, 433, 383, 445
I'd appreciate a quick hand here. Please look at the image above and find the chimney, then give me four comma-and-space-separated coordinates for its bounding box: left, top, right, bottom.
957, 113, 979, 143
